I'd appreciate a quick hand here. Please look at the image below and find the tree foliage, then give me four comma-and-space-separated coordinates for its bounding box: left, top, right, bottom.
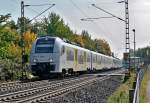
23, 30, 37, 54
94, 39, 111, 56
0, 13, 11, 24
35, 13, 74, 40
0, 13, 112, 81
34, 13, 111, 55
72, 34, 84, 47
0, 13, 112, 60
135, 47, 150, 63
0, 26, 20, 59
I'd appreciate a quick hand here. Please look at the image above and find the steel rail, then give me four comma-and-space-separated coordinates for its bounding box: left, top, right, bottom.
0, 76, 95, 102
16, 76, 110, 103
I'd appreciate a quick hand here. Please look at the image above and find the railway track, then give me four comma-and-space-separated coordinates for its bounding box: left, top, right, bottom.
0, 69, 125, 103
0, 76, 86, 95
0, 75, 98, 103
0, 80, 50, 95
18, 76, 110, 103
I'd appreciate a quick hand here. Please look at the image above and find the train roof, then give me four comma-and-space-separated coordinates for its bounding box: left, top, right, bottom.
37, 36, 120, 60
61, 39, 91, 52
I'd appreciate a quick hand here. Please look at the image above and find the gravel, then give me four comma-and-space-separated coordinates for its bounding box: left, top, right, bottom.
47, 76, 123, 103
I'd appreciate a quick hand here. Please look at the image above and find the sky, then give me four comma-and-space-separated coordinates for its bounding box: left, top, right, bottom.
0, 0, 150, 58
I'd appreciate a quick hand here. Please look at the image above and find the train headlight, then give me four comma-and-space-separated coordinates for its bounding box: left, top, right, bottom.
49, 58, 53, 63
33, 59, 38, 63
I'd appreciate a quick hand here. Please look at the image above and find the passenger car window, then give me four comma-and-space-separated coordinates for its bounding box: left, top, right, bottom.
61, 46, 65, 55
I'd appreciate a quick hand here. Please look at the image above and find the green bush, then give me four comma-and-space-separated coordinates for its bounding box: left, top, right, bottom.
0, 59, 31, 81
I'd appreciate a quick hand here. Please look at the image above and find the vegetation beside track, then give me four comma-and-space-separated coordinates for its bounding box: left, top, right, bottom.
139, 66, 150, 103
0, 13, 111, 81
107, 72, 135, 103
0, 59, 32, 81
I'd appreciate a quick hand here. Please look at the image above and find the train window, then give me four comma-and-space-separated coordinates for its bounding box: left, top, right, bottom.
36, 38, 55, 45
97, 56, 101, 64
74, 49, 78, 63
35, 38, 55, 53
84, 52, 87, 63
35, 46, 54, 53
100, 56, 103, 63
61, 46, 65, 56
100, 56, 102, 64
78, 52, 84, 64
66, 49, 74, 61
104, 58, 106, 64
105, 58, 107, 64
87, 54, 91, 62
96, 55, 97, 63
92, 55, 96, 63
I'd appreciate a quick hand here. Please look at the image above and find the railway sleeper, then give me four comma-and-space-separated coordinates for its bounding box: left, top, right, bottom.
0, 76, 95, 103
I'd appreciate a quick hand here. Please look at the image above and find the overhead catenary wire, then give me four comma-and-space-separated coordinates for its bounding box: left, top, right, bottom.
25, 7, 45, 22
85, 0, 125, 52
81, 16, 114, 21
92, 4, 125, 22
69, 0, 113, 38
8, 0, 54, 22
10, 0, 123, 42
10, 0, 38, 14
69, 0, 90, 19
28, 4, 55, 23
89, 0, 122, 39
24, 3, 54, 7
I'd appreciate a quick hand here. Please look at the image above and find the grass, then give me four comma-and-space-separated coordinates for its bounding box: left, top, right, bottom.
107, 72, 135, 103
107, 66, 150, 103
139, 66, 150, 103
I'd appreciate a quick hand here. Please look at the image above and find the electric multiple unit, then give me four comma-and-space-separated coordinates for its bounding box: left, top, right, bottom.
30, 36, 122, 76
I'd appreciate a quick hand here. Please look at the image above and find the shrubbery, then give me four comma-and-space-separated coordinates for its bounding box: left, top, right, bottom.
0, 59, 32, 81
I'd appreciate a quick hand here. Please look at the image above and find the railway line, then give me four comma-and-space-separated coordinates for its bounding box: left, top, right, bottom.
18, 76, 110, 103
0, 80, 49, 95
0, 76, 95, 102
0, 76, 109, 103
0, 69, 125, 103
0, 75, 92, 95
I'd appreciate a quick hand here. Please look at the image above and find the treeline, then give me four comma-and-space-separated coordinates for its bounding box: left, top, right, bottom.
135, 47, 150, 63
32, 13, 111, 55
0, 12, 111, 80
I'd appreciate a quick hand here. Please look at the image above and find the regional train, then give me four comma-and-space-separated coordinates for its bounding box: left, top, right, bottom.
30, 36, 122, 77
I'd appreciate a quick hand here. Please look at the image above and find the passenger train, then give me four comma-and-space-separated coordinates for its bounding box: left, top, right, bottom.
30, 36, 122, 77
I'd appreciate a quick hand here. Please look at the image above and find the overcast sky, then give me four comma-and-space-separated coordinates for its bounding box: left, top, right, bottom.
0, 0, 150, 58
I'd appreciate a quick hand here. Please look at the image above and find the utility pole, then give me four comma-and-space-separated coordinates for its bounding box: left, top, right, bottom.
21, 1, 25, 80
91, 2, 131, 70
20, 1, 55, 80
125, 0, 131, 71
132, 29, 136, 69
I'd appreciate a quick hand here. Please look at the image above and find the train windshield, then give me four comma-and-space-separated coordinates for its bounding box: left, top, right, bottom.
35, 38, 55, 53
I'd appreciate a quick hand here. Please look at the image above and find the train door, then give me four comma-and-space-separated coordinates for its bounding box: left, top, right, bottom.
84, 51, 87, 71
74, 49, 78, 71
90, 52, 93, 71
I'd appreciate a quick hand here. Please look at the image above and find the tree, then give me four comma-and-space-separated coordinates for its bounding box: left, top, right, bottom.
135, 47, 150, 63
6, 20, 17, 30
17, 17, 32, 32
72, 34, 84, 47
23, 30, 37, 54
94, 39, 111, 55
0, 27, 20, 59
31, 21, 46, 35
27, 13, 112, 56
0, 13, 11, 24
81, 30, 95, 50
41, 13, 73, 38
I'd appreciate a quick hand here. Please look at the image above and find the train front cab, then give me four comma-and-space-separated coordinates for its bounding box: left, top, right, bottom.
30, 37, 61, 76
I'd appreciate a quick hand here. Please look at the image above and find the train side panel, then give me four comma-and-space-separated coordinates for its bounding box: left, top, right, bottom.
59, 43, 91, 73
30, 36, 122, 77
